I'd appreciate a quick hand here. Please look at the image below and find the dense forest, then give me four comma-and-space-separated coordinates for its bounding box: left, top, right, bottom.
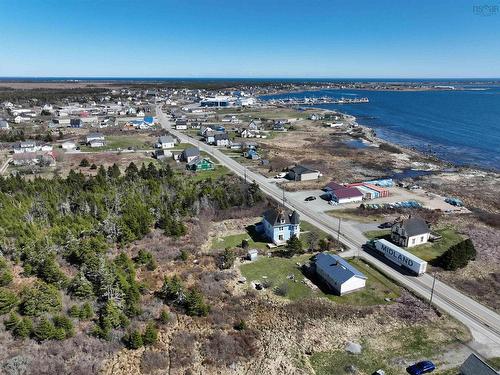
0, 162, 263, 346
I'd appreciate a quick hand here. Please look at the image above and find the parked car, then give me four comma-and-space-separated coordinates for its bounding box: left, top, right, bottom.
406, 361, 436, 375
378, 222, 392, 229
304, 196, 316, 201
372, 370, 386, 375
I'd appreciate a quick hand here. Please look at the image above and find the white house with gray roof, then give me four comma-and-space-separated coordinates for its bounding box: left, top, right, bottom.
391, 215, 430, 248
315, 253, 367, 295
157, 135, 175, 149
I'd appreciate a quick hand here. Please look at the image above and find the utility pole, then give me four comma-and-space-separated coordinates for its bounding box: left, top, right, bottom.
244, 167, 247, 184
282, 189, 285, 207
429, 273, 437, 308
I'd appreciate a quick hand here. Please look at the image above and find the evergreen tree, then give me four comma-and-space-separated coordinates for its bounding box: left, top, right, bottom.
435, 238, 476, 270
123, 329, 143, 349
68, 272, 94, 299
184, 289, 210, 317
34, 317, 56, 341
158, 309, 170, 324
286, 235, 303, 256
0, 287, 18, 315
142, 321, 158, 345
79, 159, 90, 167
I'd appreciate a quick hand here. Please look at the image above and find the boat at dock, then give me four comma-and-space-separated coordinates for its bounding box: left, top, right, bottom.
265, 96, 369, 106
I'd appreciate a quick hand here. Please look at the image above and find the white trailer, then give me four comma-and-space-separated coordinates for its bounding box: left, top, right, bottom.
372, 239, 427, 276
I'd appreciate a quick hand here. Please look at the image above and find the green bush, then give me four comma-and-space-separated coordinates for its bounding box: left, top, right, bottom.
142, 321, 158, 346
123, 329, 143, 349
19, 282, 62, 316
0, 287, 19, 315
434, 238, 476, 270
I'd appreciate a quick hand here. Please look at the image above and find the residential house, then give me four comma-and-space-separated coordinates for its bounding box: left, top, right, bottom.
460, 353, 498, 375
240, 128, 257, 138
260, 207, 300, 245
248, 120, 261, 130
86, 132, 105, 148
245, 149, 260, 160
13, 141, 38, 154
157, 135, 175, 149
70, 118, 83, 128
287, 165, 320, 181
214, 133, 230, 147
49, 118, 70, 129
61, 141, 76, 151
175, 119, 188, 130
186, 157, 215, 172
391, 215, 430, 248
315, 253, 367, 295
181, 147, 200, 163
12, 152, 56, 167
0, 118, 9, 130
154, 149, 172, 160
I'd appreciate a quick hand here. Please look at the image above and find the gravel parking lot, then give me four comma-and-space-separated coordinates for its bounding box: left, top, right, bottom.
286, 186, 470, 214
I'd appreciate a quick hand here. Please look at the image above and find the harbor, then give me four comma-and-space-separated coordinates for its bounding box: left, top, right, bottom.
264, 96, 369, 106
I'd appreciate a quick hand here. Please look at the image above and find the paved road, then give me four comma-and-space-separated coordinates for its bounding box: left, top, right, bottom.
0, 157, 12, 175
157, 106, 500, 357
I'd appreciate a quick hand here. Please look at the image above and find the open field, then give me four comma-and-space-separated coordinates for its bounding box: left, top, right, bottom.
239, 255, 401, 305
328, 208, 385, 223
363, 228, 464, 261
310, 317, 470, 375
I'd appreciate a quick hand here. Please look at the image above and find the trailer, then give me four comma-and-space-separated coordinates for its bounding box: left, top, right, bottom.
370, 239, 427, 276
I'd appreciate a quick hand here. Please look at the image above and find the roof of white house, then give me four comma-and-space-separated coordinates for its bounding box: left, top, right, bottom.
316, 253, 367, 284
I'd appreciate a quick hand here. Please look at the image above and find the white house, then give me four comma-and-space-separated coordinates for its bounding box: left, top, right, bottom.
214, 133, 230, 147
86, 132, 105, 148
261, 207, 300, 245
157, 135, 175, 149
0, 119, 9, 130
61, 141, 76, 151
13, 141, 38, 154
315, 253, 367, 296
391, 216, 430, 248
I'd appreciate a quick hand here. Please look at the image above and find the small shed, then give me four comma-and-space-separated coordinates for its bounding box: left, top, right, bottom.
247, 249, 258, 261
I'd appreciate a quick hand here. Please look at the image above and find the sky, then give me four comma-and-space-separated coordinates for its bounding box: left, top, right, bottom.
0, 0, 499, 78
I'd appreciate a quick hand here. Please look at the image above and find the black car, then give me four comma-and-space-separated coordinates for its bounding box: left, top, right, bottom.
378, 222, 392, 229
304, 196, 316, 201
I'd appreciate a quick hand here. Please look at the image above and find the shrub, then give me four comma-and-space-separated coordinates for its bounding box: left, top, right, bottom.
79, 159, 90, 167
0, 287, 19, 315
158, 309, 170, 324
142, 321, 158, 346
33, 317, 56, 342
0, 257, 13, 286
185, 289, 210, 317
274, 282, 289, 297
434, 238, 476, 270
123, 329, 143, 349
234, 320, 247, 331
286, 235, 303, 255
19, 282, 62, 316
219, 248, 236, 270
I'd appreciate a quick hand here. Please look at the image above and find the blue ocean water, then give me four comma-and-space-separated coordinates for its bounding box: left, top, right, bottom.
260, 87, 500, 171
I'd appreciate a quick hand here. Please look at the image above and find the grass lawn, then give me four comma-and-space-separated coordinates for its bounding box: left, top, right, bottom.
211, 223, 270, 251
300, 220, 329, 240
363, 228, 464, 262
310, 318, 470, 375
328, 208, 384, 223
186, 165, 233, 183
80, 135, 152, 152
239, 255, 400, 305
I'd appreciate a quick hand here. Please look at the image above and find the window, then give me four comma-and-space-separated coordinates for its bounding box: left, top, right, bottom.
278, 234, 284, 241
420, 236, 424, 242
412, 238, 416, 245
